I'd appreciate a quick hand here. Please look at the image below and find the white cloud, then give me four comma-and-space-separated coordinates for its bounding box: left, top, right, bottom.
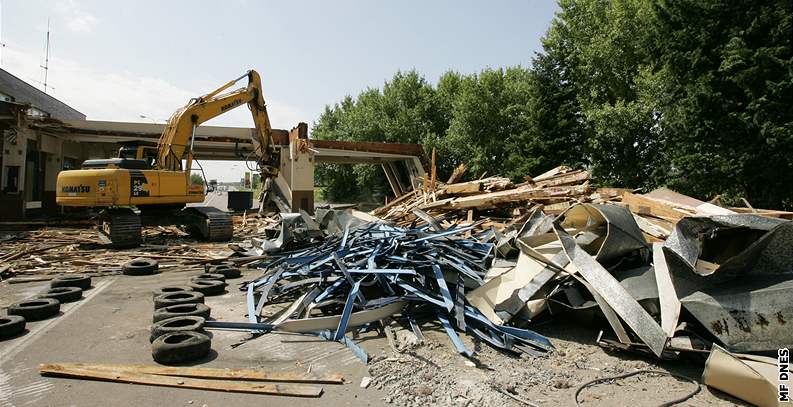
65, 14, 98, 33
55, 0, 99, 33
2, 46, 308, 129
2, 45, 309, 181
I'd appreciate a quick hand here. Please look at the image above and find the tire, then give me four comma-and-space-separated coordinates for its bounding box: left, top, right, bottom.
122, 258, 159, 276
205, 262, 234, 273
151, 331, 211, 365
214, 266, 241, 279
8, 298, 60, 321
152, 286, 193, 299
0, 315, 26, 339
39, 286, 83, 303
189, 279, 226, 296
153, 291, 204, 309
51, 275, 91, 290
149, 316, 205, 343
153, 303, 211, 323
190, 273, 225, 282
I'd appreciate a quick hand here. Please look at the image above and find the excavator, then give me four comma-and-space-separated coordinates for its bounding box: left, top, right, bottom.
56, 70, 279, 248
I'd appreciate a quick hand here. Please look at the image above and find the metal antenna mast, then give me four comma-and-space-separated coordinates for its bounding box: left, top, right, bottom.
41, 17, 51, 93
0, 1, 5, 67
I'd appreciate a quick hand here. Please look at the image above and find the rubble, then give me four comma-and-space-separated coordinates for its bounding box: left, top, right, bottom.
209, 165, 792, 405
3, 165, 791, 406
225, 214, 553, 359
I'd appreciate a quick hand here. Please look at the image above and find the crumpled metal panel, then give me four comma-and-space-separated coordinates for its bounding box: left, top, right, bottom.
663, 215, 793, 352
553, 222, 667, 356
682, 275, 793, 353
664, 215, 793, 293
559, 204, 648, 264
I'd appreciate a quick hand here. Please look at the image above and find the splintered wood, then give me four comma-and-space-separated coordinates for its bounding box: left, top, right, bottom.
372, 166, 596, 232
0, 214, 277, 282
371, 165, 792, 239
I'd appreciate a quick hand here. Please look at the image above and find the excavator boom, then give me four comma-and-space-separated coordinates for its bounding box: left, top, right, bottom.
156, 70, 275, 174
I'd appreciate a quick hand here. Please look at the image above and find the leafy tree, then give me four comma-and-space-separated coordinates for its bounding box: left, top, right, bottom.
312, 0, 793, 210
651, 0, 793, 208
189, 173, 204, 185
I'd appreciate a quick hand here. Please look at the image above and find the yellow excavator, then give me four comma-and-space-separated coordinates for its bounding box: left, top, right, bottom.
56, 70, 279, 247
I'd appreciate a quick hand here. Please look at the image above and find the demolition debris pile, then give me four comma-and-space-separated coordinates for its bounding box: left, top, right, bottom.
0, 216, 274, 284
234, 211, 553, 359
3, 164, 792, 405
223, 165, 793, 405
230, 166, 793, 360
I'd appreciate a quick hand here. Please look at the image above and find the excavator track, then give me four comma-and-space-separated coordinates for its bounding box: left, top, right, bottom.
99, 208, 142, 248
184, 206, 233, 242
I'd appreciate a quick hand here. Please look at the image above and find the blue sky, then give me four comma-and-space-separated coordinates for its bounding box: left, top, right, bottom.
1, 0, 560, 180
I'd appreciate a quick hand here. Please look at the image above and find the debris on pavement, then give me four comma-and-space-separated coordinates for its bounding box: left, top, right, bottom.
5, 164, 792, 405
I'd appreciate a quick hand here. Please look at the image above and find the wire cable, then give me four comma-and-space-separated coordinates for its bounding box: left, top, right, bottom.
574, 369, 700, 406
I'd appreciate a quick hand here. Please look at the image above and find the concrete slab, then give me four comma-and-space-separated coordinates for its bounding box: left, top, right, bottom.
0, 270, 386, 406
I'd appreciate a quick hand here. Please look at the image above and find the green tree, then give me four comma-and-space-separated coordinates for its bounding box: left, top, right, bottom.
542, 0, 662, 188
313, 70, 442, 202
189, 173, 204, 185
651, 0, 793, 208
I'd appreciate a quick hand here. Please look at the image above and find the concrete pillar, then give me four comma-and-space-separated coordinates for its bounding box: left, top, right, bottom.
287, 123, 314, 214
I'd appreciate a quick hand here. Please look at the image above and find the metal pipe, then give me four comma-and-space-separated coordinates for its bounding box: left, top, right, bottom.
189, 123, 197, 153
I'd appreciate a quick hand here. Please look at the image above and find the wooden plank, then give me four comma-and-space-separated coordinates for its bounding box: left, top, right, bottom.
446, 163, 467, 184
534, 170, 589, 188
728, 207, 793, 219
441, 180, 483, 195
445, 184, 590, 210
620, 192, 693, 220
430, 147, 437, 192
39, 364, 323, 397
46, 363, 343, 384
532, 165, 572, 182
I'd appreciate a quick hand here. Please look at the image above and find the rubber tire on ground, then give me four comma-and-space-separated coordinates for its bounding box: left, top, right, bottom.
153, 291, 205, 309
214, 266, 241, 279
190, 273, 225, 282
0, 315, 26, 339
149, 316, 206, 343
122, 258, 159, 276
7, 298, 60, 321
188, 279, 226, 296
50, 275, 91, 290
151, 331, 211, 365
153, 303, 211, 323
39, 286, 83, 303
205, 262, 234, 273
152, 286, 193, 299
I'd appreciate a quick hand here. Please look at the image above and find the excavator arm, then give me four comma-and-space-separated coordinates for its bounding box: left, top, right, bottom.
155, 70, 278, 177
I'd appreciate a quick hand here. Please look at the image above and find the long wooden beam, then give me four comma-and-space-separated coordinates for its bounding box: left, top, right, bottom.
43, 363, 344, 384
39, 363, 325, 397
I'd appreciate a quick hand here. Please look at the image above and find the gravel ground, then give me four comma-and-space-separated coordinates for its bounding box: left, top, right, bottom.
365, 319, 748, 407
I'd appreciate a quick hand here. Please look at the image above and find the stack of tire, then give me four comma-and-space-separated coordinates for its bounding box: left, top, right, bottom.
150, 286, 212, 364
147, 264, 241, 364
1, 274, 91, 341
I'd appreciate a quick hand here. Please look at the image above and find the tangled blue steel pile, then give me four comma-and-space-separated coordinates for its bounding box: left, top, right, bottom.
215, 210, 552, 361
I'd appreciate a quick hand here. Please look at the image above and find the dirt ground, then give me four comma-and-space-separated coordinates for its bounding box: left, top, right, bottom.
364, 320, 747, 407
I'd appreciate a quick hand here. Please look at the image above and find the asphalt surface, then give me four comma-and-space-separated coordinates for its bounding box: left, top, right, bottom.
0, 270, 386, 406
